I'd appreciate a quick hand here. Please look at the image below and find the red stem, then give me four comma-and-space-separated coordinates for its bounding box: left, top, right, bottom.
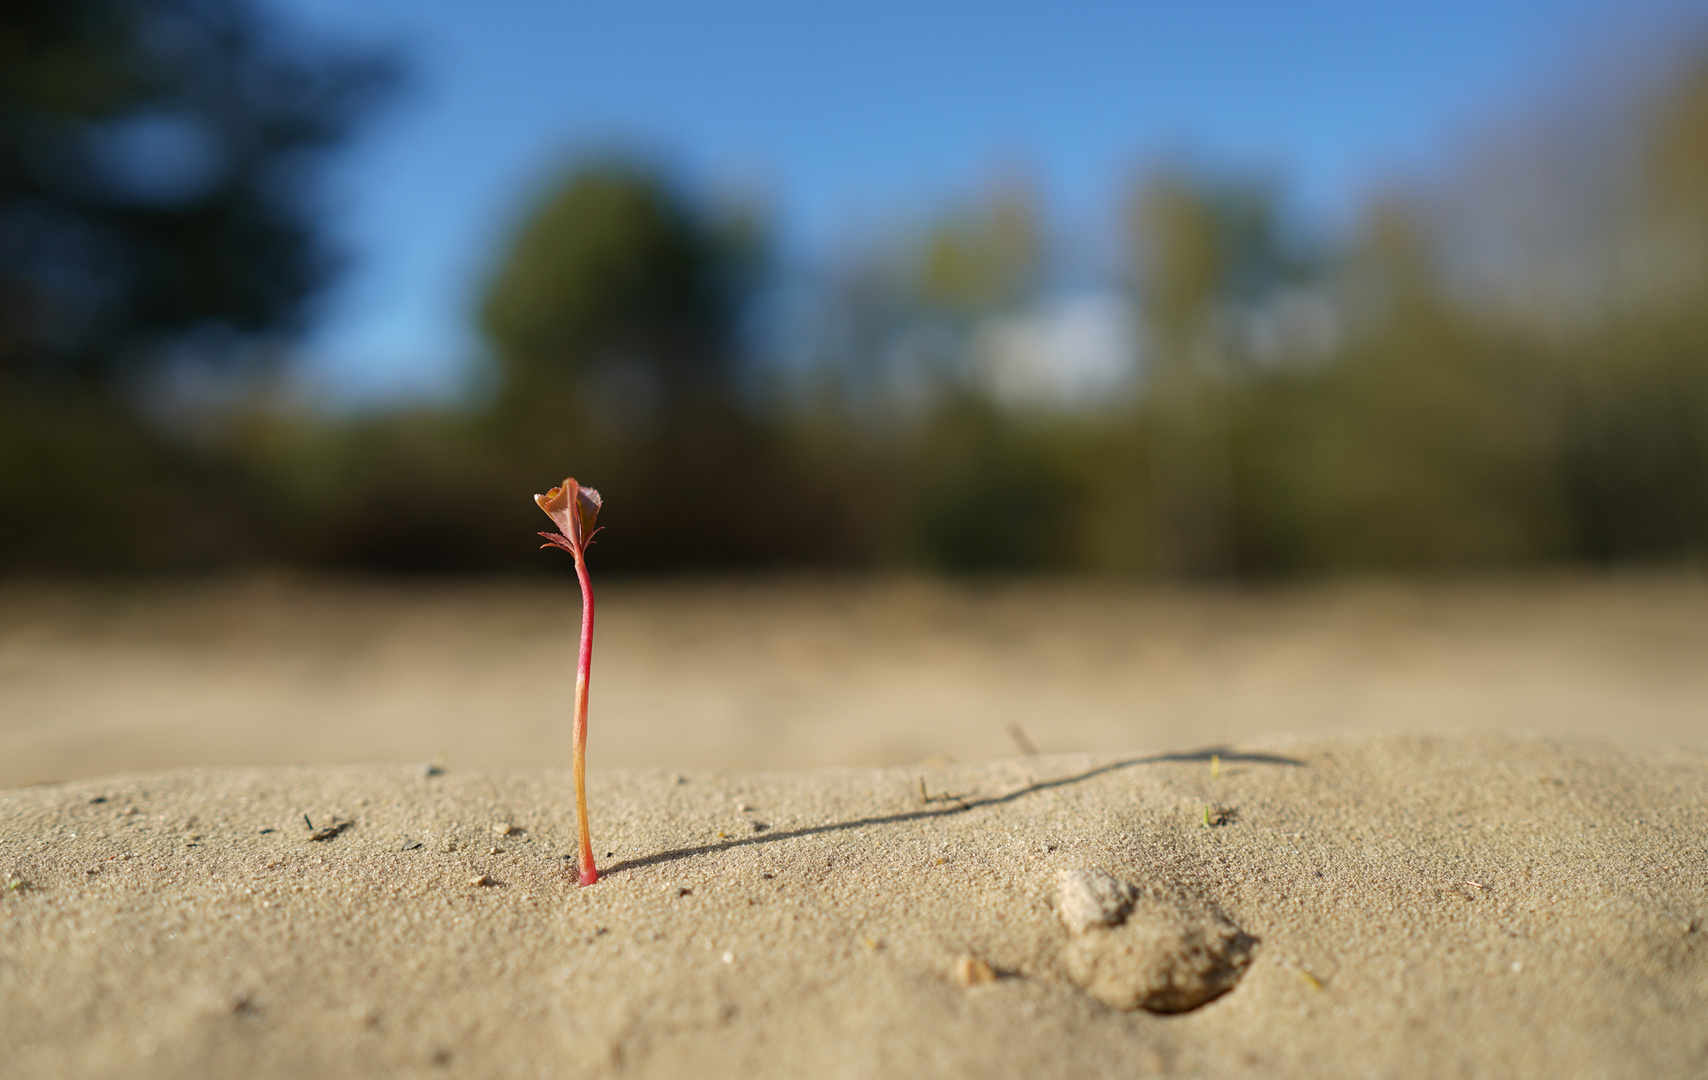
572, 548, 598, 886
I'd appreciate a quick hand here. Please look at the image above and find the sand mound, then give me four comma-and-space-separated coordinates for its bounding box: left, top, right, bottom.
4, 733, 1706, 1078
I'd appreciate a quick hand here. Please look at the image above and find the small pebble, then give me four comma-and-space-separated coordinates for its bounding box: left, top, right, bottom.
469, 874, 495, 887
1057, 868, 1139, 934
953, 956, 997, 987
1061, 871, 1256, 1012
492, 823, 517, 836
722, 951, 734, 964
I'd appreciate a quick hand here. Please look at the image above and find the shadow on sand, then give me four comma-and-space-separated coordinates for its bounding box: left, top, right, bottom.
600, 746, 1304, 878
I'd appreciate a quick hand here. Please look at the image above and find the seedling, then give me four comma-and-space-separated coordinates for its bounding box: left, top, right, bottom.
1200, 805, 1237, 828
535, 477, 604, 886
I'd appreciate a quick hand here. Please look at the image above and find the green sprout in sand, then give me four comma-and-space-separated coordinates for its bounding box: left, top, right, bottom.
535, 477, 604, 886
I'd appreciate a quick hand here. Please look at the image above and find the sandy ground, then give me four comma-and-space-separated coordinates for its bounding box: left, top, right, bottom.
3, 733, 1706, 1079
4, 576, 1707, 1076
3, 574, 1708, 787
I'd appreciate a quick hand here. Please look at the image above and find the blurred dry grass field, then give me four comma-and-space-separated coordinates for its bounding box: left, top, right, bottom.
2, 574, 1706, 788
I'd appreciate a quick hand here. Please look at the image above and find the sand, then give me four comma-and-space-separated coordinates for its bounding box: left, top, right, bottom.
5, 577, 1707, 1075
5, 575, 1708, 787
4, 733, 1707, 1079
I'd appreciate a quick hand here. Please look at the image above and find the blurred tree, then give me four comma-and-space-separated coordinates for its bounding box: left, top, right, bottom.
839, 183, 1069, 570
1559, 48, 1708, 563
1237, 202, 1570, 573
479, 160, 765, 426
1132, 171, 1300, 359
477, 161, 871, 573
1125, 169, 1301, 577
0, 0, 398, 394
907, 396, 1091, 572
914, 180, 1041, 317
1642, 51, 1708, 243
785, 181, 1045, 418
0, 0, 396, 572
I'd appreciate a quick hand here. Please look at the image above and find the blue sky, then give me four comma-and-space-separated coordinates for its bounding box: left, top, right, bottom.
268, 0, 1697, 404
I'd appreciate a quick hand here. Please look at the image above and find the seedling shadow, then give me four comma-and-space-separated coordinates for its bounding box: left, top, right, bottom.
601, 746, 1304, 877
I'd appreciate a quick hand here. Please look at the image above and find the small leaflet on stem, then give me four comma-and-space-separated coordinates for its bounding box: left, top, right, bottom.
535, 479, 602, 556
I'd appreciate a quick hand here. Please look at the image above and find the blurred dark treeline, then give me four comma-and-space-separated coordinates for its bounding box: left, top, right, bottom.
4, 2, 1708, 577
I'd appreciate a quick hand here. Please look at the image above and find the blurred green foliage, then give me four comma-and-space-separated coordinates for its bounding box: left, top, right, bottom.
0, 0, 396, 571
4, 18, 1708, 579
480, 162, 763, 416
0, 0, 397, 389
